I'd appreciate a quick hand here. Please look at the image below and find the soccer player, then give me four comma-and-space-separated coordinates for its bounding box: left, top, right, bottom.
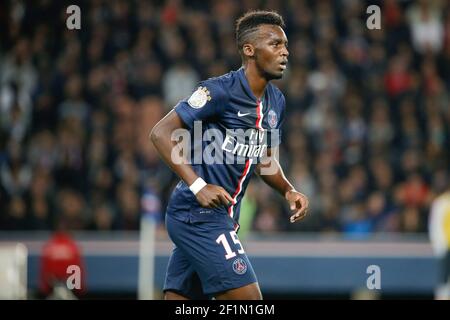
151, 10, 309, 300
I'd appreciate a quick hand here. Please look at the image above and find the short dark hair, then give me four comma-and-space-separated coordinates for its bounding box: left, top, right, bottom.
235, 10, 285, 55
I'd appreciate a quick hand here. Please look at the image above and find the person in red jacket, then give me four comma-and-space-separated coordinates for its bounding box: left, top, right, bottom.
39, 231, 86, 299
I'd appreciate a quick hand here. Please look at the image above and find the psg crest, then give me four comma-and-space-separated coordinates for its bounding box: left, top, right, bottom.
232, 257, 247, 275
268, 109, 278, 128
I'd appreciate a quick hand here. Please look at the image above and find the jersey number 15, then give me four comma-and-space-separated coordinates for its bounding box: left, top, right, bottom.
216, 231, 245, 260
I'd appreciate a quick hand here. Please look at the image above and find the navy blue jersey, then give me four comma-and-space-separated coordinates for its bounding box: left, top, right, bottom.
167, 67, 286, 225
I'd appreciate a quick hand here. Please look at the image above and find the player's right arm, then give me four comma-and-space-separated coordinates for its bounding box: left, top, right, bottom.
150, 105, 233, 209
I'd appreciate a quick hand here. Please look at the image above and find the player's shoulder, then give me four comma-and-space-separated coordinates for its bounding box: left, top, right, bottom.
200, 71, 243, 99
202, 70, 238, 89
199, 71, 235, 101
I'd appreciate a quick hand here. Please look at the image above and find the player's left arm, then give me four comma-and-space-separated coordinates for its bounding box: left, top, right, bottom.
255, 147, 309, 223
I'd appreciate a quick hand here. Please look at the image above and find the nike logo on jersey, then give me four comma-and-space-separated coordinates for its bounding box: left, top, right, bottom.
237, 111, 250, 117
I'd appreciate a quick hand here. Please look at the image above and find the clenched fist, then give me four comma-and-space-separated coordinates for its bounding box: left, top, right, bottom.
196, 184, 234, 208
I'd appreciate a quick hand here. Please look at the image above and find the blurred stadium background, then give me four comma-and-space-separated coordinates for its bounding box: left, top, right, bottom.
0, 0, 449, 299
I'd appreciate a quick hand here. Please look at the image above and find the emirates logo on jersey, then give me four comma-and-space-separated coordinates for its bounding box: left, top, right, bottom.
221, 129, 268, 158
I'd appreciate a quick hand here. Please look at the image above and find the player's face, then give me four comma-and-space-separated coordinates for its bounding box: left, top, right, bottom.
254, 25, 289, 80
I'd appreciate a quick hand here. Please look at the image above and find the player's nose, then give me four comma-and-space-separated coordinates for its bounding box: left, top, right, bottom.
281, 45, 289, 57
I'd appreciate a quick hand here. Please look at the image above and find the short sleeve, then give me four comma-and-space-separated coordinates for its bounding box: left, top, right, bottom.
174, 80, 227, 130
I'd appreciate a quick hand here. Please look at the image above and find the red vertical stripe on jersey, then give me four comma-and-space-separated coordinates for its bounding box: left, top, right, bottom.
256, 99, 263, 130
228, 159, 253, 219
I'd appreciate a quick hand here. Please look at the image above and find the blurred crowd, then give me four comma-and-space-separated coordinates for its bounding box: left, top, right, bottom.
0, 0, 449, 236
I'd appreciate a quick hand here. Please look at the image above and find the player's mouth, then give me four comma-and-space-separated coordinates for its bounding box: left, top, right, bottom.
279, 60, 287, 70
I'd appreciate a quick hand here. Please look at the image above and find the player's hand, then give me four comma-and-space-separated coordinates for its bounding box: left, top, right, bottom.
195, 184, 234, 208
285, 190, 309, 223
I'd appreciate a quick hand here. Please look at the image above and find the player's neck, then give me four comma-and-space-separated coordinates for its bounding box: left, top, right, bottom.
243, 65, 268, 100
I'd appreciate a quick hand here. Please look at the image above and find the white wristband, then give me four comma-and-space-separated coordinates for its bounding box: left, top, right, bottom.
189, 178, 207, 195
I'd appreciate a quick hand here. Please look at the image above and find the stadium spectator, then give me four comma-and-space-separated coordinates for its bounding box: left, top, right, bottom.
39, 230, 86, 299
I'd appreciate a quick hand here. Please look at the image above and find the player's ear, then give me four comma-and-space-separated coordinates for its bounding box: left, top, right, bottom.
242, 43, 255, 58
